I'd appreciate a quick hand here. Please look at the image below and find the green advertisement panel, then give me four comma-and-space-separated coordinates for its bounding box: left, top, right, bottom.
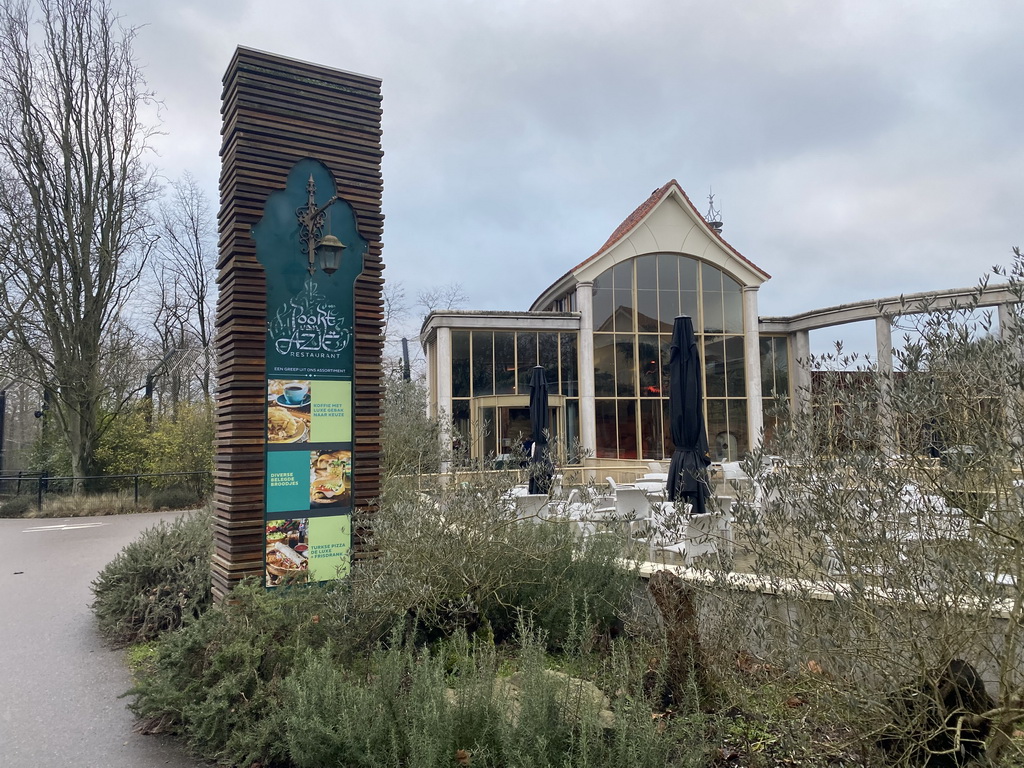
254, 159, 365, 588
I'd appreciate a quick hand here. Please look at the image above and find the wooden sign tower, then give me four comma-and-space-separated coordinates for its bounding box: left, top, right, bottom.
213, 48, 384, 599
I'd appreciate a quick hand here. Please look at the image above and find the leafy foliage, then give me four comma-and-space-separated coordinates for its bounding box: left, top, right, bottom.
127, 580, 391, 766
91, 510, 213, 644
93, 405, 150, 477
145, 403, 214, 487
381, 375, 443, 477
93, 402, 213, 488
371, 478, 635, 649
132, 593, 704, 768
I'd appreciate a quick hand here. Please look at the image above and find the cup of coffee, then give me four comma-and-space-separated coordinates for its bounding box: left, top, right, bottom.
283, 383, 309, 405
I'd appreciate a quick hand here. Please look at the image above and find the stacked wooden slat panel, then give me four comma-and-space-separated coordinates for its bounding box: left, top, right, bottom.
213, 47, 383, 600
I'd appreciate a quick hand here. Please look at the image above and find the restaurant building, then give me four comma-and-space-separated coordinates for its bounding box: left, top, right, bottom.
420, 179, 1019, 467
422, 179, 782, 467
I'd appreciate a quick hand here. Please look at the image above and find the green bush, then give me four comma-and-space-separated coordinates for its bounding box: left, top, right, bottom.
283, 641, 459, 768
370, 480, 636, 649
91, 509, 213, 644
134, 593, 699, 768
129, 579, 390, 766
119, 446, 670, 766
282, 623, 702, 768
381, 376, 443, 477
93, 402, 214, 484
0, 494, 35, 518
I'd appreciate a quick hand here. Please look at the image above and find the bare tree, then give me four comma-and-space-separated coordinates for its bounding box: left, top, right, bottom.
382, 279, 408, 342
0, 0, 158, 483
417, 282, 467, 315
146, 172, 216, 410
380, 279, 409, 375
379, 280, 468, 381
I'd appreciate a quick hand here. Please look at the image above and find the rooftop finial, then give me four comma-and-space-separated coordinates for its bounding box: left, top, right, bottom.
705, 188, 723, 233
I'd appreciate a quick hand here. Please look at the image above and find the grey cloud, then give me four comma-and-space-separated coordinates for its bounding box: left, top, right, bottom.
105, 0, 1023, 357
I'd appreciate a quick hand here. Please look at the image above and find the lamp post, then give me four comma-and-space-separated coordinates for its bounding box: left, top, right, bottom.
297, 174, 347, 275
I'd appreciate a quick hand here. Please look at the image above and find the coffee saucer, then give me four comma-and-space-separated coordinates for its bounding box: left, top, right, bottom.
276, 394, 311, 408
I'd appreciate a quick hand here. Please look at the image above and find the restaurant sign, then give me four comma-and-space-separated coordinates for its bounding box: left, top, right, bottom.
252, 158, 367, 587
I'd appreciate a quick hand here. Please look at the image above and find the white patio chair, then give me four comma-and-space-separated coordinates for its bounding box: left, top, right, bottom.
497, 483, 531, 515
562, 490, 595, 521
549, 473, 564, 497
543, 488, 581, 520
606, 476, 638, 492
587, 492, 617, 520
614, 486, 652, 522
646, 500, 685, 558
652, 509, 724, 567
612, 487, 656, 551
710, 495, 735, 558
899, 482, 970, 542
685, 512, 720, 561
719, 462, 748, 481
513, 493, 549, 522
634, 478, 667, 497
818, 533, 844, 577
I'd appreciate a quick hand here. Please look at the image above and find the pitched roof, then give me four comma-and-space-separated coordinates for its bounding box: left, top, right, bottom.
570, 179, 769, 279
583, 180, 677, 270
529, 180, 770, 311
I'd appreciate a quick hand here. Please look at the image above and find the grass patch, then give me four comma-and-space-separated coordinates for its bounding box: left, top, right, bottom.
149, 484, 202, 511
17, 488, 207, 518
0, 495, 34, 518
32, 491, 144, 517
126, 642, 160, 678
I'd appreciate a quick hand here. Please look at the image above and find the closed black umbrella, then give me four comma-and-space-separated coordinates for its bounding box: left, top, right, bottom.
528, 365, 553, 495
666, 315, 711, 514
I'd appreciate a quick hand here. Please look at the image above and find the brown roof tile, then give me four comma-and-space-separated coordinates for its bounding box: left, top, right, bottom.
569, 179, 769, 280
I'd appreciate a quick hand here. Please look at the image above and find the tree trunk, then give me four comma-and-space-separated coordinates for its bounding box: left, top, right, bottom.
648, 570, 719, 710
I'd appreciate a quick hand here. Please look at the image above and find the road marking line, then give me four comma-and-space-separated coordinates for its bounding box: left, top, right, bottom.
23, 522, 107, 532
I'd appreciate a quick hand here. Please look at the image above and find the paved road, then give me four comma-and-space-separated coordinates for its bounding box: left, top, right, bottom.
0, 511, 207, 767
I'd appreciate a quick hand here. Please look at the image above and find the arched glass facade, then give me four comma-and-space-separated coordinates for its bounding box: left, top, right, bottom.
592, 253, 748, 461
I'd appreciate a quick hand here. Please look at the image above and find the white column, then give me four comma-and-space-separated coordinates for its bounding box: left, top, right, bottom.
742, 287, 763, 454
424, 335, 436, 420
435, 326, 453, 472
875, 316, 895, 456
998, 303, 1017, 341
791, 330, 812, 418
576, 281, 597, 463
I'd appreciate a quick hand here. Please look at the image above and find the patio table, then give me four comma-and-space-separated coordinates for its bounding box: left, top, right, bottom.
635, 479, 667, 495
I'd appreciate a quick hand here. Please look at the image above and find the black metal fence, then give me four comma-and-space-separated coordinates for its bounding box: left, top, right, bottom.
0, 470, 44, 497
0, 470, 212, 510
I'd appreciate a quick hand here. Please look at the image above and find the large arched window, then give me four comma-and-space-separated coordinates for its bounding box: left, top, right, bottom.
592, 253, 748, 460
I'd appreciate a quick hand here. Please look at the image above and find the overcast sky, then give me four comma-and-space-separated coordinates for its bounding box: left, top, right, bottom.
114, 0, 1024, 354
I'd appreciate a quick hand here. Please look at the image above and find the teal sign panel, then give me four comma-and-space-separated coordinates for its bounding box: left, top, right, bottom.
253, 158, 368, 379
253, 158, 366, 587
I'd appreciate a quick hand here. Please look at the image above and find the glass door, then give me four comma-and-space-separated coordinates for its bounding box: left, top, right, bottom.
476, 397, 562, 467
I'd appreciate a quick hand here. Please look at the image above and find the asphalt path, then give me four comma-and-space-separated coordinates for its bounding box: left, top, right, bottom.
0, 511, 207, 767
